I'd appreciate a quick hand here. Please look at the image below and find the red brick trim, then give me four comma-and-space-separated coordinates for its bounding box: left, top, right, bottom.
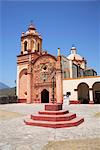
69, 100, 81, 104
18, 99, 26, 103
89, 101, 94, 104
34, 99, 41, 103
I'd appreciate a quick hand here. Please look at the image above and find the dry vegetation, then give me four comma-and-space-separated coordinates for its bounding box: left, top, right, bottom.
0, 110, 23, 120
94, 112, 100, 118
43, 138, 100, 150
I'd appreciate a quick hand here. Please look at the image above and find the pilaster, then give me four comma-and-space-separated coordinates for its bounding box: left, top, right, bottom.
27, 64, 32, 103
69, 60, 73, 78
89, 89, 94, 104
16, 66, 19, 98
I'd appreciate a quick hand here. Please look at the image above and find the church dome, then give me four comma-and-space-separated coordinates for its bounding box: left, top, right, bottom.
67, 53, 83, 61
67, 45, 83, 61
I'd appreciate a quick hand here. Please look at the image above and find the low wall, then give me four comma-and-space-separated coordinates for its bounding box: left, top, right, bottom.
0, 96, 18, 104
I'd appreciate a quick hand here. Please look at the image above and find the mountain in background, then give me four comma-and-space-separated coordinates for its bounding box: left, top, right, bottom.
0, 87, 15, 97
0, 82, 10, 89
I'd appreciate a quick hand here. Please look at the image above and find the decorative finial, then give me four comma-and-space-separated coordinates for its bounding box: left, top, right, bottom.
30, 20, 33, 25
28, 20, 36, 30
72, 44, 75, 47
58, 48, 60, 56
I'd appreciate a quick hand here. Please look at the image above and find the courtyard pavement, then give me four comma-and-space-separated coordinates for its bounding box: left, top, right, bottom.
0, 103, 100, 150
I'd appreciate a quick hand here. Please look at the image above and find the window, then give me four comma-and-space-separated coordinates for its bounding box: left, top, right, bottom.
24, 41, 27, 51
37, 43, 39, 52
72, 64, 78, 78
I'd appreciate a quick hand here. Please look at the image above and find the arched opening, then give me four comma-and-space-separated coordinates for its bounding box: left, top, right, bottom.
24, 41, 27, 51
78, 82, 89, 104
37, 43, 39, 52
31, 40, 34, 50
19, 69, 27, 101
41, 89, 49, 103
92, 82, 100, 104
19, 69, 27, 78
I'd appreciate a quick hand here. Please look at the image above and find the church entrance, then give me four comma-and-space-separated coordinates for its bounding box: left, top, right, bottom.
77, 82, 89, 104
92, 82, 100, 104
41, 89, 49, 103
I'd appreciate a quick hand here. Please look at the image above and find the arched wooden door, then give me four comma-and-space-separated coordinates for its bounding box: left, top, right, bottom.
41, 89, 49, 103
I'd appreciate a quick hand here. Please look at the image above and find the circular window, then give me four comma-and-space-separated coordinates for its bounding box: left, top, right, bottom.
43, 65, 47, 71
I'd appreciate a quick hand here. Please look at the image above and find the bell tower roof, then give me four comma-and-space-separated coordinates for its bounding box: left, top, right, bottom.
28, 23, 36, 31
21, 23, 42, 54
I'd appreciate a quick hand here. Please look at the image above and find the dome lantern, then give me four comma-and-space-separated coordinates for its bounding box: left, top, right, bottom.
71, 44, 77, 54
28, 21, 36, 31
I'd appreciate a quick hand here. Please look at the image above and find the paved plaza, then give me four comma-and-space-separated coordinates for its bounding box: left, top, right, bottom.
0, 103, 100, 150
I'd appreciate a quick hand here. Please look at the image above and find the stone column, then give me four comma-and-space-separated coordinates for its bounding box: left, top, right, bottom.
16, 67, 19, 98
69, 60, 73, 78
27, 64, 32, 103
27, 39, 30, 50
21, 42, 24, 53
56, 55, 63, 104
89, 89, 94, 104
56, 70, 63, 103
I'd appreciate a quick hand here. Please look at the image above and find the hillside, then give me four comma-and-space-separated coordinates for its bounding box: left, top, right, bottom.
0, 82, 10, 89
0, 87, 16, 97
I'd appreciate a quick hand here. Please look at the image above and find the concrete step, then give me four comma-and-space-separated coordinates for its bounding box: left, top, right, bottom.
24, 117, 84, 128
38, 110, 69, 115
31, 113, 76, 121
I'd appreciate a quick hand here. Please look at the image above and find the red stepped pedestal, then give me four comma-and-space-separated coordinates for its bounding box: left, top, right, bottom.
24, 104, 84, 128
45, 103, 62, 111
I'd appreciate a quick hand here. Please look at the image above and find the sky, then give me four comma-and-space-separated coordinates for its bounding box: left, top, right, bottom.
0, 0, 100, 87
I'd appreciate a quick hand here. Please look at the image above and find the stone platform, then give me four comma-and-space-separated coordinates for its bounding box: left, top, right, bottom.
24, 104, 84, 128
45, 104, 62, 111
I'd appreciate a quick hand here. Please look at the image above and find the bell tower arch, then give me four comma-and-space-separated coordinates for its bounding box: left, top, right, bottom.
21, 23, 42, 54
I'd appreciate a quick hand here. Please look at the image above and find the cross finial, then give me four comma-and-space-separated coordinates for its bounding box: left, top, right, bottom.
72, 44, 75, 47
30, 20, 33, 25
28, 20, 36, 30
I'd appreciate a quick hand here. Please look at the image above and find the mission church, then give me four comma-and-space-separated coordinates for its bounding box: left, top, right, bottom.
17, 24, 100, 104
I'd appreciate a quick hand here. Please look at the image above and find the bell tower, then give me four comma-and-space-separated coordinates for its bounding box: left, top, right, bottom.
21, 23, 42, 54
17, 23, 43, 103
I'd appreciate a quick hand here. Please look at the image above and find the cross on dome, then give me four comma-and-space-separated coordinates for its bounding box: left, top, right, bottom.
71, 44, 76, 50
72, 44, 75, 47
71, 44, 77, 54
28, 21, 36, 30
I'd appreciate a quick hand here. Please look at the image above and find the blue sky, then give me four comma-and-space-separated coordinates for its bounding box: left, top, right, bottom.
0, 0, 100, 87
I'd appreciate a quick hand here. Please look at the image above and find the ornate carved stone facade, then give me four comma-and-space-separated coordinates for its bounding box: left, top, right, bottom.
17, 24, 63, 103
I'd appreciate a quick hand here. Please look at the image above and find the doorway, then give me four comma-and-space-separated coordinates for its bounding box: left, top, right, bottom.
95, 91, 100, 103
92, 82, 100, 104
41, 89, 49, 103
77, 82, 89, 104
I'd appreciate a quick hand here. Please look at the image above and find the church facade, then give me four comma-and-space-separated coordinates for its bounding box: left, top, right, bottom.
17, 24, 100, 104
17, 24, 63, 103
